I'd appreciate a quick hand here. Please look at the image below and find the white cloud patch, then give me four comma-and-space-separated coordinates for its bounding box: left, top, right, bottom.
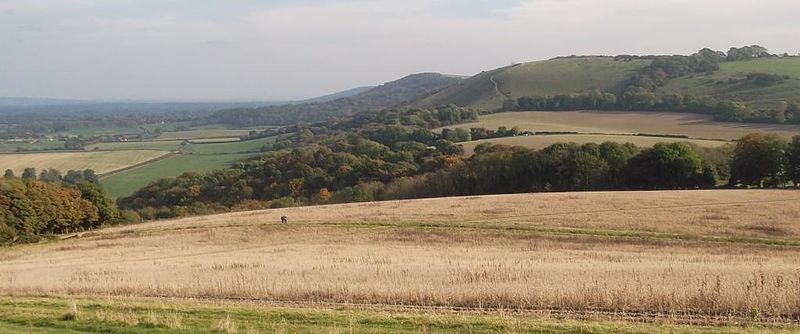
0, 0, 798, 100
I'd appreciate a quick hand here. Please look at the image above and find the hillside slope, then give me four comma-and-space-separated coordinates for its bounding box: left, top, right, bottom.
3, 190, 800, 323
658, 57, 800, 109
417, 56, 800, 113
212, 73, 463, 126
417, 57, 650, 110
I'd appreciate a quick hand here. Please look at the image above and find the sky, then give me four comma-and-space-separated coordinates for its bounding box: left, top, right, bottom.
1, 0, 798, 101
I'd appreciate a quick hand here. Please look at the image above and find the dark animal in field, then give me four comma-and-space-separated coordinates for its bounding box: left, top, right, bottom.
281, 216, 288, 224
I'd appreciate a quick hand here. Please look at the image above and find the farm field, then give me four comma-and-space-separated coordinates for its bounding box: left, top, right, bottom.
63, 121, 193, 137
2, 190, 800, 332
460, 134, 727, 154
155, 128, 251, 141
0, 140, 65, 153
0, 150, 169, 176
100, 153, 253, 198
100, 136, 277, 198
447, 111, 800, 141
85, 140, 184, 151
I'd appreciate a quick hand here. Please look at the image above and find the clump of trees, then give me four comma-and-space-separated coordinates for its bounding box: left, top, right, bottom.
0, 169, 132, 245
729, 133, 800, 187
504, 91, 800, 124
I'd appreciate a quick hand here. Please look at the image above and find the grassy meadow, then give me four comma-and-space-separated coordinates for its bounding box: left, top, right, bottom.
0, 140, 65, 153
659, 57, 800, 108
0, 150, 169, 176
155, 128, 251, 141
418, 57, 650, 110
100, 136, 276, 198
2, 190, 800, 332
100, 153, 254, 198
85, 140, 184, 151
3, 297, 789, 334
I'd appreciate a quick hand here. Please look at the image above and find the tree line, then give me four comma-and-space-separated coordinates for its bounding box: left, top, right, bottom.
0, 169, 136, 245
505, 90, 800, 124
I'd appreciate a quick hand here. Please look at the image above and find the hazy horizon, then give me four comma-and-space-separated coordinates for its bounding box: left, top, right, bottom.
2, 0, 799, 101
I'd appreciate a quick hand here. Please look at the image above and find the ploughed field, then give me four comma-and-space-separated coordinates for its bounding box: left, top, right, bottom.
2, 190, 800, 326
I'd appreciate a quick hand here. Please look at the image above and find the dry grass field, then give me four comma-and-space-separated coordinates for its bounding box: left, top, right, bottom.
447, 111, 800, 141
0, 150, 169, 175
460, 134, 727, 154
2, 189, 800, 328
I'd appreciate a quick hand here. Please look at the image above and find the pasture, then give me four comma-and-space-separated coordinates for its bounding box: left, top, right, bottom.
100, 153, 254, 198
85, 140, 184, 151
460, 134, 727, 154
100, 136, 276, 198
449, 111, 800, 141
155, 127, 251, 141
418, 57, 649, 110
659, 57, 800, 108
2, 190, 800, 332
0, 140, 64, 153
0, 150, 169, 176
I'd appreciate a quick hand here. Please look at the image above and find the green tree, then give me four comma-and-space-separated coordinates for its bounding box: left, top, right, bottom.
729, 133, 787, 187
624, 142, 702, 189
21, 168, 36, 180
3, 169, 13, 178
787, 136, 800, 186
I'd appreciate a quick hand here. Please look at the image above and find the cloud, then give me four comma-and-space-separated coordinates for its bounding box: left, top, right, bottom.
0, 0, 798, 100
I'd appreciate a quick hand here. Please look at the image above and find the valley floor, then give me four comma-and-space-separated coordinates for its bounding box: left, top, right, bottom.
2, 189, 800, 332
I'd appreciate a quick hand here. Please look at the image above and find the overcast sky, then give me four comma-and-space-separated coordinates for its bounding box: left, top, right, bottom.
1, 0, 798, 101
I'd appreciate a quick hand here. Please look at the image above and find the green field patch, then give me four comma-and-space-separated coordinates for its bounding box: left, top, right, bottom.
0, 296, 790, 333
0, 140, 65, 153
156, 124, 251, 141
101, 153, 254, 198
658, 57, 800, 108
86, 140, 184, 151
182, 136, 276, 155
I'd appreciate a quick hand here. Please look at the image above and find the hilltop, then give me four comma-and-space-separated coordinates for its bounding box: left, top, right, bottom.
419, 53, 800, 114
417, 56, 649, 110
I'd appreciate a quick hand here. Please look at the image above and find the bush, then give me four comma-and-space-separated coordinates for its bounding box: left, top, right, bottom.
0, 223, 17, 245
269, 197, 296, 208
119, 210, 142, 224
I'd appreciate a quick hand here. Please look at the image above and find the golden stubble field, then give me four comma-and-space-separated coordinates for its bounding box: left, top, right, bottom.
2, 190, 800, 320
0, 150, 169, 175
448, 111, 800, 141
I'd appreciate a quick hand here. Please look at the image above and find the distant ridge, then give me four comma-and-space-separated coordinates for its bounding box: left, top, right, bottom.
304, 86, 376, 103
211, 72, 464, 126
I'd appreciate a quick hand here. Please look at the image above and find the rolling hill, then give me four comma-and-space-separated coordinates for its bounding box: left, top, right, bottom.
302, 86, 375, 103
417, 57, 650, 110
417, 55, 800, 112
658, 57, 800, 109
211, 72, 464, 126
